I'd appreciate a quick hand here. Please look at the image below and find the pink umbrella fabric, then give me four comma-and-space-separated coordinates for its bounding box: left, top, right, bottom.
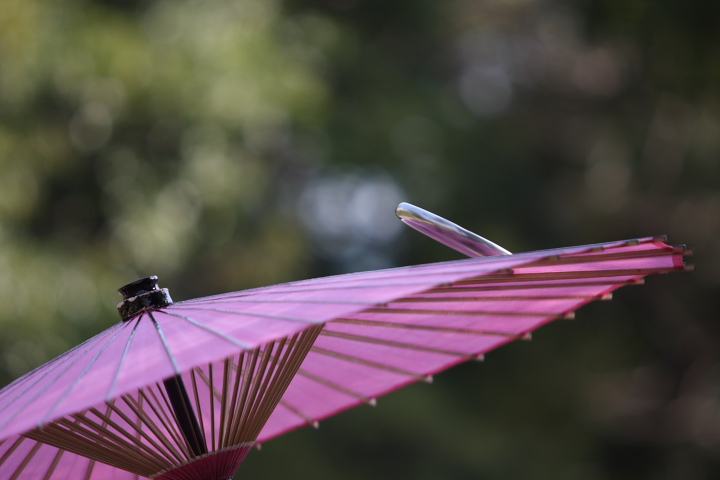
0, 206, 692, 480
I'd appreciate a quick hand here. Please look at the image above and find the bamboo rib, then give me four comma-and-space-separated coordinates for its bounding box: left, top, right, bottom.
0, 326, 120, 431
242, 342, 285, 441
82, 458, 96, 480
131, 389, 188, 461
169, 305, 323, 326
28, 420, 159, 475
296, 368, 376, 405
68, 411, 167, 469
310, 346, 429, 381
209, 362, 216, 452
189, 369, 206, 452
232, 349, 260, 444
223, 356, 246, 448
244, 327, 321, 441
183, 245, 680, 303
362, 306, 571, 317
278, 399, 319, 428
149, 385, 195, 459
159, 311, 253, 350
218, 359, 231, 453
60, 414, 162, 470
8, 438, 41, 480
108, 396, 184, 464
238, 341, 289, 443
332, 317, 540, 337
319, 330, 491, 358
184, 297, 378, 306
426, 279, 643, 292
41, 452, 70, 480
32, 418, 169, 478
517, 245, 684, 268
0, 436, 25, 467
452, 267, 680, 285
395, 294, 613, 302
240, 344, 279, 442
255, 332, 318, 433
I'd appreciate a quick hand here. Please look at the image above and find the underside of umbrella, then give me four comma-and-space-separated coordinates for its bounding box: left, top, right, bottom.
0, 206, 692, 480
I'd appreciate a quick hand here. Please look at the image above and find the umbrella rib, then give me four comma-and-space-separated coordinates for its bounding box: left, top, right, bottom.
237, 344, 278, 442
107, 394, 186, 464
319, 330, 490, 358
362, 307, 571, 318
40, 447, 64, 480
106, 317, 144, 401
205, 277, 637, 299
331, 317, 529, 338
0, 324, 119, 403
176, 280, 498, 300
145, 314, 209, 458
168, 305, 324, 325
0, 436, 26, 467
240, 328, 322, 443
310, 346, 430, 381
161, 310, 278, 347
183, 297, 378, 306
176, 256, 514, 299
148, 312, 181, 375
82, 460, 96, 480
218, 359, 231, 450
277, 399, 319, 428
91, 401, 172, 463
395, 294, 612, 302
0, 325, 123, 430
40, 323, 129, 426
296, 368, 377, 405
226, 355, 247, 447
426, 279, 643, 292
175, 258, 528, 304
174, 237, 677, 304
189, 369, 207, 451
452, 267, 682, 285
517, 245, 683, 267
44, 415, 164, 473
138, 387, 190, 460
7, 437, 42, 480
84, 403, 178, 467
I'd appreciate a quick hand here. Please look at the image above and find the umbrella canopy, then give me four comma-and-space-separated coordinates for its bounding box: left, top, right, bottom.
0, 205, 692, 480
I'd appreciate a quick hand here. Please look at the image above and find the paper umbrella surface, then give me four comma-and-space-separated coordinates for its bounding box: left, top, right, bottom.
0, 203, 693, 480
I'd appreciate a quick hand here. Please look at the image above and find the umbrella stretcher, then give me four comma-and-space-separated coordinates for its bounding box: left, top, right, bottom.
0, 204, 693, 480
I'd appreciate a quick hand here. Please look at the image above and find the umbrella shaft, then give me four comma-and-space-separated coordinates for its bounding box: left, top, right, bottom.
163, 375, 208, 457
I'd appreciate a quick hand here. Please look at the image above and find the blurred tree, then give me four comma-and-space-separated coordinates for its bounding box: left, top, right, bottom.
0, 0, 718, 479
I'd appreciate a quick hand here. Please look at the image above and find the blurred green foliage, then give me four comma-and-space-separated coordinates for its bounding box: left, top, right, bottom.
1, 0, 719, 478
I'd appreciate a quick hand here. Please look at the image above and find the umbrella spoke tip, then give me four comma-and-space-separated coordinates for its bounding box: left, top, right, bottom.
423, 375, 434, 383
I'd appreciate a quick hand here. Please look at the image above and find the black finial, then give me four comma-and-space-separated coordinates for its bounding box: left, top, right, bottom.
117, 276, 173, 321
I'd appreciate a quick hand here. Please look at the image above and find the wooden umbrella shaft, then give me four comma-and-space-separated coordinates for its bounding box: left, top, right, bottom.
163, 374, 208, 457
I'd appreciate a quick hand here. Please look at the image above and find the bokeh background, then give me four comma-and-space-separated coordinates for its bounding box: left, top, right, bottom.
1, 0, 719, 478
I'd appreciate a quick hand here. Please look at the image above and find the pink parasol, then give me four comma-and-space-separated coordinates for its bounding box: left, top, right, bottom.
0, 204, 692, 480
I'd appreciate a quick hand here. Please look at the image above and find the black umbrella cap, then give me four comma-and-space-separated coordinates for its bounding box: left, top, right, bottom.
117, 276, 173, 321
